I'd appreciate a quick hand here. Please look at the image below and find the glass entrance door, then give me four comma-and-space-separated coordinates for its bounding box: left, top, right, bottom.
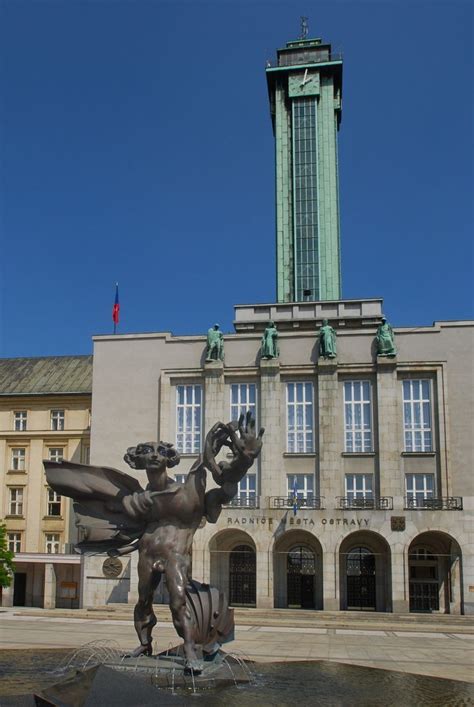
409, 549, 440, 612
229, 545, 256, 606
287, 545, 316, 608
346, 547, 376, 610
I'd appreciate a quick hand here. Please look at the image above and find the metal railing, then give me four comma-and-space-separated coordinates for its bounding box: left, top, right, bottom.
270, 496, 325, 510
224, 496, 260, 509
404, 496, 463, 511
337, 497, 394, 511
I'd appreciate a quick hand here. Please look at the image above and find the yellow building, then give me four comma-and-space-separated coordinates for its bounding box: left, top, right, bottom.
0, 356, 91, 608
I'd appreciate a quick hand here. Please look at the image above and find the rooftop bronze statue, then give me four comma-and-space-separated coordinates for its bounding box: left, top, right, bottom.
206, 323, 224, 362
261, 320, 279, 359
376, 316, 397, 357
318, 319, 337, 359
44, 413, 263, 674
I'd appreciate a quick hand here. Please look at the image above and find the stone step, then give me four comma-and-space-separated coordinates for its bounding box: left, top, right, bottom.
13, 605, 474, 633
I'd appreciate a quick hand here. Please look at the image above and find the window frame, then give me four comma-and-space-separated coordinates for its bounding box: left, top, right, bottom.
230, 383, 257, 425
343, 380, 373, 453
405, 473, 435, 503
46, 487, 62, 517
45, 533, 61, 554
286, 381, 315, 453
287, 474, 314, 500
237, 473, 257, 500
9, 487, 24, 516
344, 473, 374, 500
50, 409, 65, 431
11, 447, 26, 471
48, 447, 64, 463
175, 384, 202, 454
402, 379, 433, 452
7, 532, 22, 554
13, 411, 27, 431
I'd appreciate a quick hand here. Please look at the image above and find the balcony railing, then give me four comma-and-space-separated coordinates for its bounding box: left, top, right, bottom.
337, 496, 393, 511
270, 496, 325, 510
404, 496, 463, 511
224, 496, 260, 509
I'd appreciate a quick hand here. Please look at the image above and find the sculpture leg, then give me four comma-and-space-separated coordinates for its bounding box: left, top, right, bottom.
166, 556, 203, 674
129, 556, 161, 657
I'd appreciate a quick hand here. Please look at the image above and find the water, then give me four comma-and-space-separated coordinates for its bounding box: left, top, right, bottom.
0, 649, 473, 706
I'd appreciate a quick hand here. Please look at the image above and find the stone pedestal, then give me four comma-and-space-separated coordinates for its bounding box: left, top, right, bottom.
376, 357, 400, 498
259, 358, 282, 496
204, 361, 225, 434
317, 359, 339, 499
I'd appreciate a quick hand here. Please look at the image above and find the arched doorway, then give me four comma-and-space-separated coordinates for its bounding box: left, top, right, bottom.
229, 545, 256, 606
287, 545, 316, 609
408, 532, 463, 614
273, 530, 323, 609
339, 531, 392, 612
346, 547, 376, 611
209, 530, 257, 608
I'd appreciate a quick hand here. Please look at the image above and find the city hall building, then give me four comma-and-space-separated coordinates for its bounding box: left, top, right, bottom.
2, 32, 472, 615
83, 34, 473, 615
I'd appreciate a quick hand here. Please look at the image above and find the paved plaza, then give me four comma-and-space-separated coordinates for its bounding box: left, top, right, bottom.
0, 608, 473, 684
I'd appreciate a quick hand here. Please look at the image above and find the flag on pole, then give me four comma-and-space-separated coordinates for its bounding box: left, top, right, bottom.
112, 283, 120, 333
292, 476, 299, 516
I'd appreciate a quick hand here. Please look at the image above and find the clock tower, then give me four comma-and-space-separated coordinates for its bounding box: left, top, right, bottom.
266, 35, 343, 302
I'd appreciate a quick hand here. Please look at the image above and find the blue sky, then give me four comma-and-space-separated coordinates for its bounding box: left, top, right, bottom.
1, 1, 472, 357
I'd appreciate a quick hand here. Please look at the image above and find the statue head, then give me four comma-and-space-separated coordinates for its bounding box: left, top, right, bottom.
381, 317, 387, 323
268, 320, 275, 327
124, 442, 180, 471
322, 318, 329, 326
214, 323, 220, 330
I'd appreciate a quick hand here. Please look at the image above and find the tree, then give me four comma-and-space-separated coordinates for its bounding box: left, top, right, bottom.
0, 522, 15, 588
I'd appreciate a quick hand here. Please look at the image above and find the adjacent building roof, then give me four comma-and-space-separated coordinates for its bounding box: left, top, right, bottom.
0, 355, 93, 396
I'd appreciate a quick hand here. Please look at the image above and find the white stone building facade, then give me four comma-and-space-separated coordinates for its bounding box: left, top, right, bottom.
84, 300, 473, 615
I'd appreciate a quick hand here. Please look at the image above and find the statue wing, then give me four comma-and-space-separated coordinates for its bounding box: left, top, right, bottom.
44, 460, 146, 554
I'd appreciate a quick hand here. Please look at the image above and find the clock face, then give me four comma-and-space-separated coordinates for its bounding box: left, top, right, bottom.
288, 71, 320, 98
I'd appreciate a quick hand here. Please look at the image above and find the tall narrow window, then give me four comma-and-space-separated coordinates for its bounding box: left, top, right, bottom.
403, 380, 432, 452
344, 381, 372, 452
48, 447, 64, 463
9, 488, 23, 516
230, 383, 256, 423
176, 385, 202, 454
292, 97, 319, 300
50, 409, 65, 431
7, 533, 21, 553
237, 474, 257, 504
14, 411, 27, 431
47, 488, 62, 517
287, 474, 314, 500
345, 474, 374, 501
11, 448, 26, 471
82, 445, 90, 464
174, 474, 187, 485
406, 474, 435, 505
287, 382, 314, 452
45, 533, 60, 554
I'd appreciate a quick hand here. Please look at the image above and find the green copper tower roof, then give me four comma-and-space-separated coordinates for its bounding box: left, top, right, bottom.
266, 35, 343, 303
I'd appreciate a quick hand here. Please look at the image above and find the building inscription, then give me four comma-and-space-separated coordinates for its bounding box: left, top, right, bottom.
227, 516, 370, 528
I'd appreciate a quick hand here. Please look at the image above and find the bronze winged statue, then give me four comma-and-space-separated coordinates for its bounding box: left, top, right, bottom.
44, 412, 263, 673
